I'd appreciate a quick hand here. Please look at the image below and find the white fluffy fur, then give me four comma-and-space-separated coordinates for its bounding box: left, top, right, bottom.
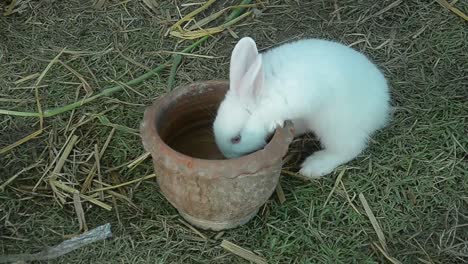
213, 37, 391, 178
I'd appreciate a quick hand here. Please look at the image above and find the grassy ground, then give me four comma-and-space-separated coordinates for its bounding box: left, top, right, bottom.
1, 0, 467, 263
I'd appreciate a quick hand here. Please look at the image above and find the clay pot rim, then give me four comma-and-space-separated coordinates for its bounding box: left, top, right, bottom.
140, 80, 294, 170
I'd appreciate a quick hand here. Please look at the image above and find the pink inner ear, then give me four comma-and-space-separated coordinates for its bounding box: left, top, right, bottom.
251, 56, 264, 98
238, 54, 264, 102
229, 37, 259, 97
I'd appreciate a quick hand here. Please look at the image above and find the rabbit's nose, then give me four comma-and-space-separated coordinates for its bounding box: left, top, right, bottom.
231, 135, 241, 144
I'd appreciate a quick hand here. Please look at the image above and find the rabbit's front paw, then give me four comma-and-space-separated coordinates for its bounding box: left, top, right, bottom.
299, 151, 340, 179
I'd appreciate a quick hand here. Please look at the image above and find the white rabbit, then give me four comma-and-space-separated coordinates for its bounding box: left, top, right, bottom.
213, 37, 391, 178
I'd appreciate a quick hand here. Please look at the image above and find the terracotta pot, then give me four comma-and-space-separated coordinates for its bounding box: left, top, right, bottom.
140, 80, 294, 231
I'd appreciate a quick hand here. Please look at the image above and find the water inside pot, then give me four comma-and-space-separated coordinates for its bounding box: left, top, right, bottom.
156, 89, 227, 160
168, 121, 226, 160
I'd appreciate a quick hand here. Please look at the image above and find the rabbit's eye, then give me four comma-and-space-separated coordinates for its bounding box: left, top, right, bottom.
231, 135, 241, 144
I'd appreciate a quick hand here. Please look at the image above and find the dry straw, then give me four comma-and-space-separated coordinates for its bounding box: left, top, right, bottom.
221, 240, 267, 264
0, 0, 255, 235
0, 0, 254, 153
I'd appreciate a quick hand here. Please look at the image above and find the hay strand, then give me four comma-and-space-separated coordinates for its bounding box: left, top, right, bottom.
48, 135, 79, 204
179, 219, 208, 241
52, 180, 112, 211
127, 152, 151, 169
323, 168, 346, 207
0, 129, 43, 154
373, 242, 402, 264
171, 0, 217, 31
436, 0, 468, 21
221, 240, 267, 264
81, 128, 115, 193
0, 162, 42, 192
91, 174, 156, 193
94, 144, 104, 200
358, 193, 388, 251
169, 11, 252, 40
73, 193, 88, 232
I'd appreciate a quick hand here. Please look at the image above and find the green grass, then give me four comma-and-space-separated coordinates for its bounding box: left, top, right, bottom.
1, 0, 467, 263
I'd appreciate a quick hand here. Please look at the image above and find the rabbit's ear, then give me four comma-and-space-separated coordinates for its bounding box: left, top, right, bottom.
229, 37, 264, 103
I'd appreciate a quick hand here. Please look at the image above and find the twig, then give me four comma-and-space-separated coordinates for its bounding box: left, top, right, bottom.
0, 161, 42, 192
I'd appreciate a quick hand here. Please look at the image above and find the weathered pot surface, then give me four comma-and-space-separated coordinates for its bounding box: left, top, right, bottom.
140, 80, 294, 231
